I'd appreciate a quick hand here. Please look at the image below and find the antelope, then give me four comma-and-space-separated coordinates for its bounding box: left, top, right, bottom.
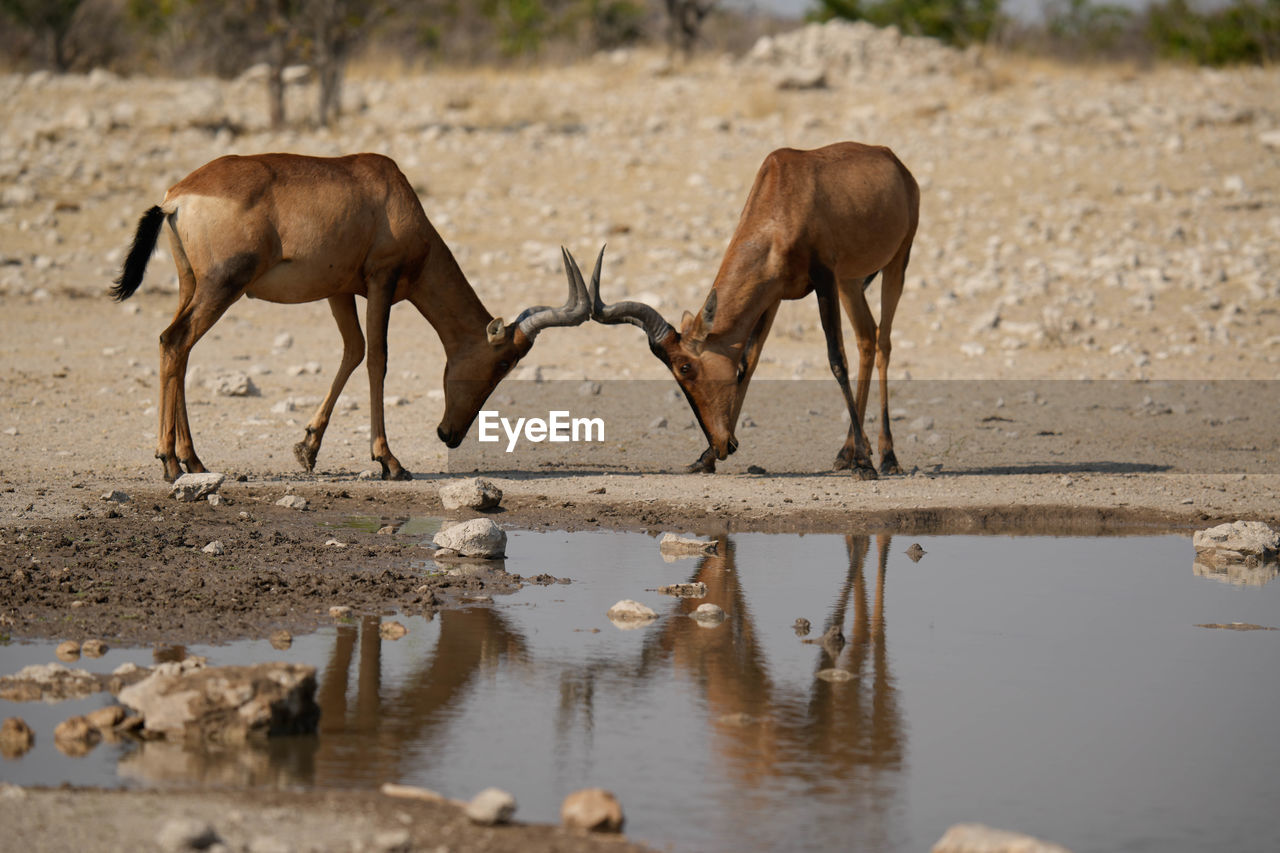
591, 141, 919, 478
112, 152, 600, 481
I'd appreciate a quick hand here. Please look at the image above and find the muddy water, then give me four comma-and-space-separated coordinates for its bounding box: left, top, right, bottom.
3, 531, 1279, 852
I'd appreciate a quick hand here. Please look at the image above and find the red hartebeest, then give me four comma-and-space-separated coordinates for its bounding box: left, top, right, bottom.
113, 152, 599, 481
591, 142, 919, 478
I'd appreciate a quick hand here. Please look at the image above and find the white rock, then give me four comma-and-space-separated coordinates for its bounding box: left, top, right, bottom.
207, 371, 259, 397
1192, 521, 1279, 564
607, 599, 657, 629
439, 477, 503, 511
466, 787, 516, 825
432, 518, 506, 558
273, 332, 293, 350
202, 540, 224, 556
931, 822, 1072, 853
100, 490, 130, 503
691, 603, 726, 625
276, 495, 308, 510
170, 472, 225, 502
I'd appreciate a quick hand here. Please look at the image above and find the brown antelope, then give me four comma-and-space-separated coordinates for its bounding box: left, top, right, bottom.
591, 141, 919, 478
112, 152, 600, 481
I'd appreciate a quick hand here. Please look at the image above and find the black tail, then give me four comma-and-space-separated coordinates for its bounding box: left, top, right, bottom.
111, 205, 165, 302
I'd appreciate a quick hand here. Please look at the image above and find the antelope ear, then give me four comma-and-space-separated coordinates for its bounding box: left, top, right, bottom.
680, 310, 696, 333
700, 289, 717, 328
486, 317, 506, 346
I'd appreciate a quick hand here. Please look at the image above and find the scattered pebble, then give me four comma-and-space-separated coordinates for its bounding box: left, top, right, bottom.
793, 617, 811, 636
432, 517, 507, 558
202, 540, 224, 556
438, 477, 503, 511
170, 472, 225, 502
269, 629, 293, 649
905, 543, 926, 562
100, 490, 130, 503
276, 494, 308, 510
81, 639, 108, 657
55, 640, 80, 661
155, 817, 221, 852
328, 605, 353, 618
816, 668, 854, 682
0, 717, 35, 758
658, 533, 717, 558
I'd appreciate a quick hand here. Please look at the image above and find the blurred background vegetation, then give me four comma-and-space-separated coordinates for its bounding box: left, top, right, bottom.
2, 0, 1276, 123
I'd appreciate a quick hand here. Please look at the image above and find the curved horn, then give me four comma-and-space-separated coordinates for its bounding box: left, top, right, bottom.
589, 258, 675, 347
513, 246, 598, 342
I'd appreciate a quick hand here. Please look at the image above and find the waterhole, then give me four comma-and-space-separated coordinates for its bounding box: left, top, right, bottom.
3, 530, 1278, 852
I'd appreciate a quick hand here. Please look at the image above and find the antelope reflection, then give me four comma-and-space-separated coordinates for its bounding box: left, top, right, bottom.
313, 607, 529, 784
640, 534, 903, 788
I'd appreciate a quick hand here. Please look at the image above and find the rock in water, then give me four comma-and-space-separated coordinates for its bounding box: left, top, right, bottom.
1193, 520, 1279, 566
432, 518, 507, 558
0, 717, 35, 758
465, 787, 516, 825
658, 533, 718, 558
118, 662, 319, 741
931, 822, 1073, 853
170, 472, 225, 502
606, 599, 657, 629
439, 477, 503, 511
691, 603, 726, 625
560, 788, 624, 833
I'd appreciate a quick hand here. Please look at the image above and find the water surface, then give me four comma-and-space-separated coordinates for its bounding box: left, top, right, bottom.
2, 531, 1278, 852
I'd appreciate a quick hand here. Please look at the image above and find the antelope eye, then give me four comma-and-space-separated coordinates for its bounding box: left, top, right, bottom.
678, 363, 691, 376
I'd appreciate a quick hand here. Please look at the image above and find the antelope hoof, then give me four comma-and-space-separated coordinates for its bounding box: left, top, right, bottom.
850, 463, 878, 481
686, 449, 717, 474
293, 440, 317, 473
158, 454, 182, 483
833, 447, 854, 471
879, 452, 902, 476
380, 461, 412, 481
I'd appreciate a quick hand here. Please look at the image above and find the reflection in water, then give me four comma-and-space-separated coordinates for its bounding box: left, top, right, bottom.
313, 610, 529, 787
1193, 556, 1278, 587
635, 534, 905, 847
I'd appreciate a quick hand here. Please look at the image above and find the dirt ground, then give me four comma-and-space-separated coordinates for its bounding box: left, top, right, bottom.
1, 30, 1279, 851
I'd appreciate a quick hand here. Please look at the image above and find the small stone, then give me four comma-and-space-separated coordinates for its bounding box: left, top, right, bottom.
379, 621, 408, 640
276, 494, 307, 510
1193, 520, 1279, 565
372, 829, 412, 853
202, 540, 224, 556
465, 787, 516, 825
323, 538, 346, 548
560, 788, 624, 833
816, 668, 854, 682
170, 472, 225, 502
691, 603, 726, 626
793, 617, 811, 636
273, 332, 293, 350
905, 543, 926, 562
207, 494, 222, 507
100, 490, 130, 503
208, 371, 259, 397
55, 640, 80, 661
269, 629, 292, 650
376, 525, 396, 535
81, 638, 108, 657
657, 582, 707, 598
606, 599, 658, 629
438, 477, 503, 511
432, 517, 506, 558
746, 464, 768, 475
156, 817, 221, 852
0, 717, 35, 758
328, 605, 353, 618
648, 416, 668, 430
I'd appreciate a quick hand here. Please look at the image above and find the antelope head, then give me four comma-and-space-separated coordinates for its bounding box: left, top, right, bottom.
436, 247, 600, 447
590, 279, 742, 461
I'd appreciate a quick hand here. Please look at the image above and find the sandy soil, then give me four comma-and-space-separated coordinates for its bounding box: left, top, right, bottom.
1, 31, 1279, 851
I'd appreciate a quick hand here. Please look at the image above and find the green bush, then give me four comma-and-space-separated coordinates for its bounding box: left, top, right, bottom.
810, 0, 1005, 47
1147, 0, 1280, 65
